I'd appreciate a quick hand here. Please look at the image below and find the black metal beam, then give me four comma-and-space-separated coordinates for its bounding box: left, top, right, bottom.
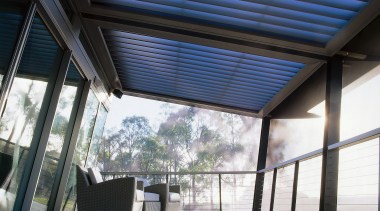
319, 57, 342, 211
82, 13, 327, 61
124, 88, 260, 117
253, 117, 271, 211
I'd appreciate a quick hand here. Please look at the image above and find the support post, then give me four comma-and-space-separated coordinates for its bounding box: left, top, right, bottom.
319, 57, 342, 211
253, 117, 270, 211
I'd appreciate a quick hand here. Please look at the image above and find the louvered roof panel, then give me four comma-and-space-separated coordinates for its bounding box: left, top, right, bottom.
103, 29, 305, 112
94, 0, 370, 45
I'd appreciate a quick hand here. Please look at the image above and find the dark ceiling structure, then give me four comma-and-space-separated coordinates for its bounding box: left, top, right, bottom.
73, 0, 380, 116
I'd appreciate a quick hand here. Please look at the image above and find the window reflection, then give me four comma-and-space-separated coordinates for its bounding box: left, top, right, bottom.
85, 105, 108, 168
61, 90, 100, 210
0, 14, 63, 211
73, 90, 99, 166
0, 1, 26, 88
32, 63, 82, 210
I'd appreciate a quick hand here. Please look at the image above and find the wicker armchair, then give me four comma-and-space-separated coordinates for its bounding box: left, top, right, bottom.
76, 166, 144, 211
144, 183, 181, 211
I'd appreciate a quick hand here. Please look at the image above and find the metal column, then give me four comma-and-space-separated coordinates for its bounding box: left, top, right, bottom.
253, 117, 270, 211
319, 57, 342, 211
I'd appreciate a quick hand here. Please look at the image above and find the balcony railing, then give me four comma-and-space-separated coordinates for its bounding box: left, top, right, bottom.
101, 127, 380, 211
1, 128, 379, 210
101, 171, 256, 211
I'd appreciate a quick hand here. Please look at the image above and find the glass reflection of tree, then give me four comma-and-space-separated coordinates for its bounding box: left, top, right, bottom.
0, 79, 46, 194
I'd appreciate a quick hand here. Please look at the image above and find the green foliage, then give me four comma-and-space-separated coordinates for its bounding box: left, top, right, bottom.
96, 106, 253, 174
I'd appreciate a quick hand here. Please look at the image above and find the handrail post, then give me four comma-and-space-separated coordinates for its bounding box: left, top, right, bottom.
219, 174, 222, 211
291, 161, 299, 211
269, 168, 277, 211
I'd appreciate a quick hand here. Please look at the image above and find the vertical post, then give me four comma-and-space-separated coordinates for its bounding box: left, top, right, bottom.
166, 174, 169, 184
47, 75, 86, 210
269, 168, 277, 211
253, 117, 270, 211
0, 2, 36, 116
21, 49, 72, 210
320, 57, 342, 211
219, 174, 222, 211
291, 161, 299, 211
53, 80, 91, 211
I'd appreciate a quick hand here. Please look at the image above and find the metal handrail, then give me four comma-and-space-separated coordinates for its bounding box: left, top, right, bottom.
100, 170, 257, 175
257, 128, 380, 173
328, 127, 380, 150
259, 127, 380, 173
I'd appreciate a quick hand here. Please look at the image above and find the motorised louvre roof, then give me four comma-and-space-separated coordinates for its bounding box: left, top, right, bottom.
103, 29, 305, 111
94, 0, 370, 45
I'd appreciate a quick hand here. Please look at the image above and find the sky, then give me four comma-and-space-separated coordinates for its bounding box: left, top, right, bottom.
104, 95, 183, 132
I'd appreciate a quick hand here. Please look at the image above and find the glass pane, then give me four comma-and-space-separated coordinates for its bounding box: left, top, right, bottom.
296, 156, 322, 211
60, 90, 100, 210
273, 165, 295, 211
340, 62, 380, 140
85, 105, 108, 168
73, 90, 99, 166
0, 14, 63, 211
261, 171, 274, 210
0, 1, 26, 88
32, 64, 83, 210
337, 139, 379, 211
221, 174, 255, 211
267, 68, 326, 167
60, 164, 76, 211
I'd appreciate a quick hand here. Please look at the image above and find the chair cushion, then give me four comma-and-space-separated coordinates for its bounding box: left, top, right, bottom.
144, 192, 160, 202
136, 190, 145, 202
169, 192, 180, 202
87, 168, 103, 184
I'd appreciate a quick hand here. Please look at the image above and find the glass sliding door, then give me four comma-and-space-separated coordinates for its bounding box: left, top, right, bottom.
31, 63, 83, 210
0, 13, 64, 210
